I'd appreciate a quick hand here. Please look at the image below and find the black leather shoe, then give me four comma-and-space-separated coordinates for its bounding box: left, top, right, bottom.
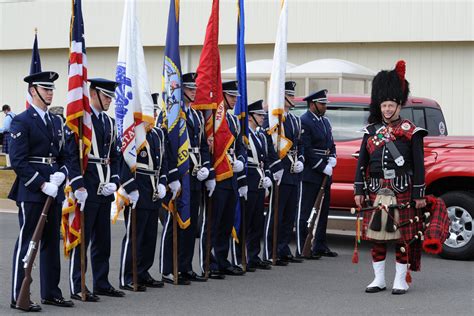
222, 266, 245, 276
209, 270, 226, 280
245, 266, 257, 272
142, 277, 165, 288
11, 301, 42, 312
314, 250, 338, 257
162, 274, 191, 285
392, 288, 407, 295
119, 283, 146, 292
41, 297, 74, 307
94, 287, 125, 297
253, 260, 272, 270
71, 292, 100, 302
275, 259, 289, 266
182, 271, 208, 282
365, 286, 386, 293
281, 255, 304, 263
304, 253, 322, 260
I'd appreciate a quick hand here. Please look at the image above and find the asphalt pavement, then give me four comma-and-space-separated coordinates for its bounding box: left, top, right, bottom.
0, 211, 472, 315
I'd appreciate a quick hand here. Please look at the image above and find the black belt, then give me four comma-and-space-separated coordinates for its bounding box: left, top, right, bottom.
28, 156, 56, 164
88, 157, 110, 165
136, 167, 160, 176
189, 147, 200, 154
370, 170, 413, 179
313, 149, 331, 156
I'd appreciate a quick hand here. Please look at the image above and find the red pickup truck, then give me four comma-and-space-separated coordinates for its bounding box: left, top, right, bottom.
291, 95, 474, 260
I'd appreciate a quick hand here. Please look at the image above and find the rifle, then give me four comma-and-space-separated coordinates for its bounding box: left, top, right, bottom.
240, 196, 247, 272
78, 118, 86, 301
302, 176, 329, 258
16, 197, 53, 310
131, 205, 138, 290
205, 109, 216, 278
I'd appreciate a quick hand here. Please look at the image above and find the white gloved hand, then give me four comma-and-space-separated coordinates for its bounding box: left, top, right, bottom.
323, 164, 333, 177
74, 188, 88, 211
273, 169, 284, 185
102, 183, 117, 197
328, 157, 337, 168
128, 190, 139, 207
293, 161, 304, 173
169, 180, 181, 200
233, 160, 244, 173
42, 182, 58, 198
197, 167, 209, 181
263, 176, 273, 189
49, 172, 66, 186
157, 183, 166, 200
205, 179, 216, 197
238, 185, 248, 200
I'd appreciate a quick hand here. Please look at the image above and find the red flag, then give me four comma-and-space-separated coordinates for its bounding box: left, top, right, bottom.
192, 0, 234, 181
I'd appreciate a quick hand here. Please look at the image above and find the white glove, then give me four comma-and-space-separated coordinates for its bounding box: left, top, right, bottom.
205, 179, 216, 197
328, 157, 337, 168
233, 160, 244, 173
323, 164, 333, 177
157, 183, 166, 200
262, 176, 273, 189
102, 183, 117, 197
169, 180, 181, 200
49, 172, 65, 186
293, 161, 304, 173
42, 182, 58, 198
238, 185, 248, 200
197, 167, 209, 181
273, 169, 284, 185
74, 188, 88, 211
128, 190, 139, 207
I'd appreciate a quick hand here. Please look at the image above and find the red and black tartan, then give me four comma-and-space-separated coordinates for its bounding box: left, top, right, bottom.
423, 195, 450, 254
2, 132, 10, 154
362, 179, 423, 271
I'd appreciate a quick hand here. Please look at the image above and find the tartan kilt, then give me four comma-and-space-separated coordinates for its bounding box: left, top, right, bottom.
2, 132, 10, 154
361, 179, 423, 271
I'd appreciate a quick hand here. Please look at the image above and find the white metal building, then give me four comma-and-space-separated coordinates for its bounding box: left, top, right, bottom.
0, 0, 473, 135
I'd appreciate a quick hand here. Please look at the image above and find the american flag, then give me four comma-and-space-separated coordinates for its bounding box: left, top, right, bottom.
62, 0, 91, 257
26, 30, 42, 108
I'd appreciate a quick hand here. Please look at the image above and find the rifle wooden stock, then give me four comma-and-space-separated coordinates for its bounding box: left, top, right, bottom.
302, 176, 328, 258
131, 206, 138, 291
240, 197, 247, 272
16, 197, 53, 310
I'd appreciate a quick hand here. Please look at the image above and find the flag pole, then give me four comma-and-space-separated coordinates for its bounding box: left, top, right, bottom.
131, 178, 138, 291
78, 117, 86, 301
272, 114, 282, 265
205, 109, 216, 279
172, 198, 178, 285
239, 118, 247, 273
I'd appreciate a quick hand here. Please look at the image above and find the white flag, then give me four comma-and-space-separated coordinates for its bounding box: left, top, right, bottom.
115, 0, 154, 171
267, 0, 292, 158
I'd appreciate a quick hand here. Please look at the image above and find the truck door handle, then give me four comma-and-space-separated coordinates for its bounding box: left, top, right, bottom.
351, 153, 360, 158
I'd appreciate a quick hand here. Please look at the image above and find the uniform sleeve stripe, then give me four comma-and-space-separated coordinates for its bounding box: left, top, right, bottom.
25, 172, 39, 187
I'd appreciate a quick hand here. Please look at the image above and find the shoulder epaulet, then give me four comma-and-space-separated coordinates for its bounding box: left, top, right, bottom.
362, 123, 375, 134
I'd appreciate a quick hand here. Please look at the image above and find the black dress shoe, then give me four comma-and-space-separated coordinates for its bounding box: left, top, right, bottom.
252, 261, 272, 270
182, 271, 208, 282
11, 301, 42, 312
245, 265, 257, 272
392, 288, 407, 295
281, 255, 304, 263
314, 250, 338, 257
142, 277, 165, 288
209, 270, 226, 280
71, 292, 100, 302
274, 259, 289, 266
94, 286, 125, 297
41, 297, 74, 307
365, 286, 386, 293
222, 266, 245, 276
304, 253, 322, 260
162, 274, 191, 285
119, 283, 147, 292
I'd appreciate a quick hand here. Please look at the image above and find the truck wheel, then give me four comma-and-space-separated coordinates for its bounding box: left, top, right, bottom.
439, 191, 474, 260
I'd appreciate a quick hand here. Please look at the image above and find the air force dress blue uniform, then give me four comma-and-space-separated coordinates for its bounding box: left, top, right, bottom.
66, 79, 122, 296
263, 110, 304, 261
119, 125, 168, 288
297, 90, 336, 257
10, 72, 68, 306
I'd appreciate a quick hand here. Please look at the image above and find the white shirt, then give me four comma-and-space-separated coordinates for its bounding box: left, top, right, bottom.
31, 103, 49, 125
